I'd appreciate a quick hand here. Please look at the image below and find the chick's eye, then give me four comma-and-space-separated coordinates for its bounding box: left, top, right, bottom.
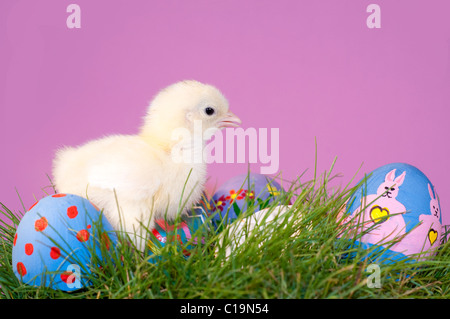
205, 107, 215, 116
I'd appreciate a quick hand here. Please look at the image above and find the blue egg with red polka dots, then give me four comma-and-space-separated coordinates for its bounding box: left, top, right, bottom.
12, 193, 117, 292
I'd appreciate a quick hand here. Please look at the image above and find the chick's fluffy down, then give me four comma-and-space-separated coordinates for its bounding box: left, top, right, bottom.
52, 80, 240, 251
53, 134, 205, 231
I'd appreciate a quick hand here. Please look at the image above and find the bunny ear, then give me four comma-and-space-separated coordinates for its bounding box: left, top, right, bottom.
394, 171, 406, 187
385, 169, 396, 183
428, 183, 435, 199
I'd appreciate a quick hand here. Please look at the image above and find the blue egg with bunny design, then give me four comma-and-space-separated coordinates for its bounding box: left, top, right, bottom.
341, 163, 442, 263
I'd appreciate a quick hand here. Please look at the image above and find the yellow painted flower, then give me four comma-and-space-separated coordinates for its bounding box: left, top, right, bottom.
267, 184, 280, 196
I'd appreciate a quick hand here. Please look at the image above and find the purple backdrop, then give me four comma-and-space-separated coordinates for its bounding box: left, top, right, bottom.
1, 0, 449, 224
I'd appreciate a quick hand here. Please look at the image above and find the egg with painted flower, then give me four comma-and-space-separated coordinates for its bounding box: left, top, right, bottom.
341, 163, 443, 263
12, 193, 117, 291
209, 173, 286, 229
147, 207, 208, 261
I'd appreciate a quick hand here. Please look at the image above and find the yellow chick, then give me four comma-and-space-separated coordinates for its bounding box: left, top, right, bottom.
52, 80, 241, 251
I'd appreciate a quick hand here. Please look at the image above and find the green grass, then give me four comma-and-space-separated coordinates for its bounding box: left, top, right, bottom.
0, 161, 449, 299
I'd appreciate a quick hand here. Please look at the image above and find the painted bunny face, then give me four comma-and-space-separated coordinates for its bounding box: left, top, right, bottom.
428, 183, 440, 220
376, 169, 406, 199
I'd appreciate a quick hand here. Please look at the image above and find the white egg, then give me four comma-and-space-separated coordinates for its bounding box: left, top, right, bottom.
216, 205, 299, 259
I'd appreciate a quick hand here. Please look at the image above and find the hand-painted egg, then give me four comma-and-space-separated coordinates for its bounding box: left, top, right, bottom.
209, 173, 286, 229
147, 207, 208, 261
341, 163, 443, 263
12, 193, 117, 291
216, 205, 294, 259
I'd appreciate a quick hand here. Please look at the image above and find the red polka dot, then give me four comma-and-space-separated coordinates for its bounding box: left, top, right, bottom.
67, 206, 78, 219
17, 262, 27, 276
90, 201, 100, 211
87, 224, 91, 229
102, 233, 111, 250
60, 271, 76, 284
34, 217, 48, 232
13, 233, 17, 246
50, 247, 61, 259
76, 229, 90, 242
52, 194, 66, 198
25, 243, 34, 255
28, 201, 38, 211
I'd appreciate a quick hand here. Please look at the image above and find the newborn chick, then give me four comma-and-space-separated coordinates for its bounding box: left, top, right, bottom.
52, 80, 241, 251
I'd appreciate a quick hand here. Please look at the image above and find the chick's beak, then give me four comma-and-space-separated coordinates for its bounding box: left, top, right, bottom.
218, 111, 241, 128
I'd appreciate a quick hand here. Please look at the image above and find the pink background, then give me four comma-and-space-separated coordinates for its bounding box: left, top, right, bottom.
1, 0, 449, 224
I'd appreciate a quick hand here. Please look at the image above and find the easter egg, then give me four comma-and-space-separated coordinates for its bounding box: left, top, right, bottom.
217, 205, 294, 259
12, 193, 117, 291
147, 207, 208, 260
209, 173, 286, 229
341, 163, 442, 263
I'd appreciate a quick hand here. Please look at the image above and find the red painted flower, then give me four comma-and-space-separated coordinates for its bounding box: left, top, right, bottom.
225, 189, 246, 203
213, 195, 227, 212
243, 189, 255, 200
